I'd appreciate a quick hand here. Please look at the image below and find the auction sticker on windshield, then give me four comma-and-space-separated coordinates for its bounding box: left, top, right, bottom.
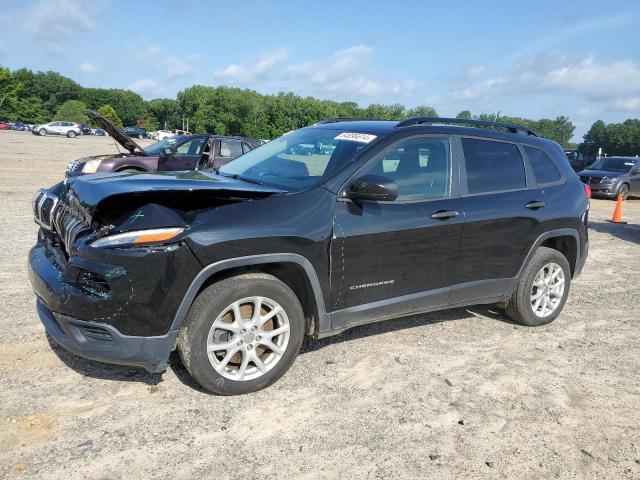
334, 132, 377, 143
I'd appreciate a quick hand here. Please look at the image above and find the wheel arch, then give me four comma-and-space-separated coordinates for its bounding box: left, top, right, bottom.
115, 166, 146, 173
519, 229, 581, 278
170, 254, 330, 336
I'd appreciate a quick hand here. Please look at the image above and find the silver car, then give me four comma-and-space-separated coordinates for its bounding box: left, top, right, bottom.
32, 121, 81, 138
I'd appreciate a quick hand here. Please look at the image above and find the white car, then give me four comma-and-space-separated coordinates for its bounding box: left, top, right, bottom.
32, 121, 81, 138
150, 129, 174, 140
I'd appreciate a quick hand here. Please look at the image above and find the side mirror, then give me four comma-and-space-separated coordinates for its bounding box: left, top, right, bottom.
162, 147, 173, 156
344, 175, 398, 202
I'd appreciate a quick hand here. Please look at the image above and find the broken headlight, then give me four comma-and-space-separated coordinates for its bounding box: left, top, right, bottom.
82, 159, 102, 173
91, 227, 185, 248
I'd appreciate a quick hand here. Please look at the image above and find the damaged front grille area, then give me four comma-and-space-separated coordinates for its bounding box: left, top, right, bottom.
33, 189, 91, 254
33, 189, 59, 230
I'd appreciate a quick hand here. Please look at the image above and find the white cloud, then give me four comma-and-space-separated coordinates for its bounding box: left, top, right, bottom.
22, 0, 94, 41
127, 79, 160, 98
166, 56, 193, 79
215, 49, 289, 83
79, 62, 98, 74
286, 44, 420, 98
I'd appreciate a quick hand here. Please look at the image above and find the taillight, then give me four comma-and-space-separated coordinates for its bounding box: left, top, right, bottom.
584, 184, 591, 199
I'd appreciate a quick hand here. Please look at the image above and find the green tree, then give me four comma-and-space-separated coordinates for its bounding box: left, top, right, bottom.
82, 88, 146, 126
407, 105, 438, 118
147, 98, 181, 130
96, 104, 123, 128
54, 100, 89, 123
0, 67, 21, 110
456, 110, 472, 119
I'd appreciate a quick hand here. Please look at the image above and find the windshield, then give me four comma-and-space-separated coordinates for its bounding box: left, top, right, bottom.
218, 127, 377, 190
589, 158, 636, 173
144, 136, 184, 154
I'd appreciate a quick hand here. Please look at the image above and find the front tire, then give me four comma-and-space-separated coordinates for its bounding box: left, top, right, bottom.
618, 184, 630, 200
39, 129, 47, 136
503, 247, 571, 326
178, 273, 305, 395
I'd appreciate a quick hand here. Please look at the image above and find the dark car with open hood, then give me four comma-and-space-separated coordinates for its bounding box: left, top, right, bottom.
65, 110, 261, 177
29, 117, 589, 395
577, 156, 640, 199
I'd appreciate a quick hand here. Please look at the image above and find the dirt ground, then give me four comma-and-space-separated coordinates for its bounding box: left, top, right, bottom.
0, 130, 639, 480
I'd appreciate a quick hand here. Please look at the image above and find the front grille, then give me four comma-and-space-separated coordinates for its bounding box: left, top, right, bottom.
32, 189, 58, 229
66, 160, 83, 174
52, 203, 90, 254
33, 189, 90, 253
580, 176, 603, 184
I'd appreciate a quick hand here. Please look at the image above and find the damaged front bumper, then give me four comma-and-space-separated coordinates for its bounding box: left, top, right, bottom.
36, 299, 177, 373
28, 230, 202, 372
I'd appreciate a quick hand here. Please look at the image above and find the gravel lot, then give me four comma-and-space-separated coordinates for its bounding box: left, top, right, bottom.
1, 130, 639, 479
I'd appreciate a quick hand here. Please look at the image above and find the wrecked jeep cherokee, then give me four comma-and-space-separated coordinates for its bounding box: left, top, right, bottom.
29, 117, 589, 395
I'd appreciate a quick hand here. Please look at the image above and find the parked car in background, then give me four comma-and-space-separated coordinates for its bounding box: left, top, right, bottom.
80, 124, 92, 135
11, 122, 29, 131
123, 126, 147, 139
31, 121, 81, 137
65, 110, 260, 176
578, 156, 640, 199
149, 130, 173, 140
564, 149, 587, 171
0, 121, 11, 130
94, 128, 107, 136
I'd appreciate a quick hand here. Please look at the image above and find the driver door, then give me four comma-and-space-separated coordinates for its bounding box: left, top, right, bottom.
330, 135, 462, 329
159, 137, 207, 171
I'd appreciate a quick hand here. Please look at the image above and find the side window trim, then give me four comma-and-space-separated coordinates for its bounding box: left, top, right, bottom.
338, 133, 457, 204
521, 143, 566, 187
458, 135, 534, 197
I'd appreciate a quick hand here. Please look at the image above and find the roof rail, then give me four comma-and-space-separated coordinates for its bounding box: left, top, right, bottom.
314, 118, 362, 125
395, 116, 538, 136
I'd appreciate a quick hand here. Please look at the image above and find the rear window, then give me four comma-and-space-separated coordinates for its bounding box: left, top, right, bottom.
462, 138, 526, 194
525, 146, 562, 185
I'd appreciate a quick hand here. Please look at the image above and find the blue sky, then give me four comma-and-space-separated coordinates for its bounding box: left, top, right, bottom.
1, 0, 639, 139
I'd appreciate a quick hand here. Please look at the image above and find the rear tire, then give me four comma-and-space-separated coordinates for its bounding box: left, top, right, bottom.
178, 273, 305, 395
67, 130, 76, 138
503, 247, 571, 327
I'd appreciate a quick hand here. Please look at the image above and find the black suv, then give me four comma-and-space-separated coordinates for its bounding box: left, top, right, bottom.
123, 126, 147, 139
29, 117, 589, 395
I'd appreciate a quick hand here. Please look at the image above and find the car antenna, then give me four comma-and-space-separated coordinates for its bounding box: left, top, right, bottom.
494, 110, 501, 122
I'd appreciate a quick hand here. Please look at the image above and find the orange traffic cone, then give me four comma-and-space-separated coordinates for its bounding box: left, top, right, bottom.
608, 193, 627, 224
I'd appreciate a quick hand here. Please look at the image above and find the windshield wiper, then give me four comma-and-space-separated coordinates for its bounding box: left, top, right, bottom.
218, 172, 263, 185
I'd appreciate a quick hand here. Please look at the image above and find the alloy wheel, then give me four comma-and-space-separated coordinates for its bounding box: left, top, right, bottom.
530, 262, 565, 318
206, 296, 290, 381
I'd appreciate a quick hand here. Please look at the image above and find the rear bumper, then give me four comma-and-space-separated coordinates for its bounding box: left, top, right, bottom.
36, 299, 177, 373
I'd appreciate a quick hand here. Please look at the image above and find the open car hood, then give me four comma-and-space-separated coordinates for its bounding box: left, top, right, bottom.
85, 109, 147, 155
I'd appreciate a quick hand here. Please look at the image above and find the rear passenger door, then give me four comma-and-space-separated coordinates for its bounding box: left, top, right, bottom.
451, 137, 552, 303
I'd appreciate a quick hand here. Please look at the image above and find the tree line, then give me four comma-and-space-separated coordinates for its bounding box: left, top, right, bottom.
0, 66, 637, 153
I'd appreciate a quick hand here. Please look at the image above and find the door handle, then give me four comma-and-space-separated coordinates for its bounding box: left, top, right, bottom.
525, 201, 546, 209
430, 210, 459, 220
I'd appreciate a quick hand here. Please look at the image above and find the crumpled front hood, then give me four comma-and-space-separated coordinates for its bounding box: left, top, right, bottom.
64, 170, 285, 219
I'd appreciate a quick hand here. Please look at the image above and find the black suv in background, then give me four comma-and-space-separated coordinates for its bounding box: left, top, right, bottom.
29, 117, 589, 395
123, 126, 147, 139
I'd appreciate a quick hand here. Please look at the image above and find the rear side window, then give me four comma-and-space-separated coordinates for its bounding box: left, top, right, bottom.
218, 139, 243, 158
525, 146, 562, 185
462, 138, 526, 194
